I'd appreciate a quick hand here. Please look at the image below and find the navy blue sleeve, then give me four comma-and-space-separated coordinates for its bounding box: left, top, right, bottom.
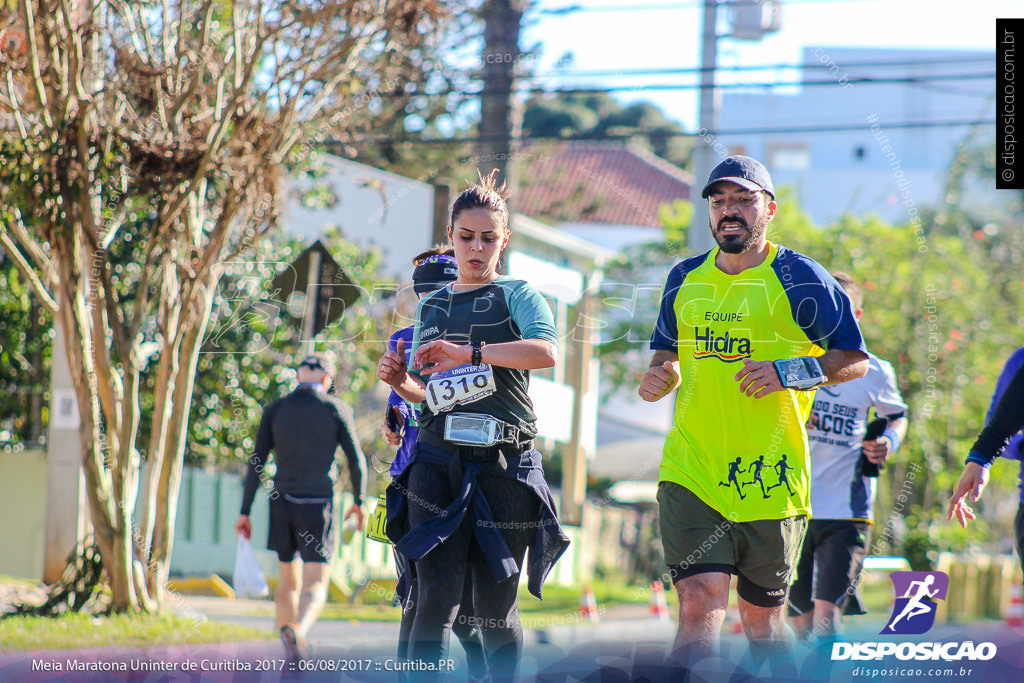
984, 347, 1024, 461
387, 327, 415, 409
650, 263, 687, 351
771, 248, 867, 352
988, 347, 1024, 422
972, 360, 1024, 462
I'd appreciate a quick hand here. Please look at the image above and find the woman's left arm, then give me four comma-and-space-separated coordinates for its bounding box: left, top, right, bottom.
414, 338, 557, 375
481, 338, 557, 369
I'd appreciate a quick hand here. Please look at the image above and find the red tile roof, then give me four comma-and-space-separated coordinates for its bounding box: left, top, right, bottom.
515, 143, 693, 228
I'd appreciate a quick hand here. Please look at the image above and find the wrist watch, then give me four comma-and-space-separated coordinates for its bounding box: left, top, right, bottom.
471, 340, 486, 366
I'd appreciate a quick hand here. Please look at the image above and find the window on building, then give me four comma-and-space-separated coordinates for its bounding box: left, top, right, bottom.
769, 146, 810, 171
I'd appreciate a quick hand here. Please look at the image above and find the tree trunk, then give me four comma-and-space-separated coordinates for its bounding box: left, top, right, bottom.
147, 275, 218, 607
478, 0, 525, 193
54, 234, 142, 611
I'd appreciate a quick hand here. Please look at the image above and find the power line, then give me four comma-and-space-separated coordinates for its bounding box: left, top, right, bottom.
411, 72, 994, 100
344, 118, 993, 147
393, 72, 994, 101
538, 0, 889, 13
523, 72, 994, 93
524, 56, 994, 79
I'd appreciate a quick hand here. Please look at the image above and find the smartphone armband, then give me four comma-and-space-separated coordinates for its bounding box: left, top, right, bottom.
773, 356, 826, 390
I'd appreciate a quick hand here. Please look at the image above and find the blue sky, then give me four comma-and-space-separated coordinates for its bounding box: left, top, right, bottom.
519, 0, 1013, 130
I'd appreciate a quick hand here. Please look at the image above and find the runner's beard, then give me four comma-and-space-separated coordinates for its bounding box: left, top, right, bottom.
710, 212, 768, 254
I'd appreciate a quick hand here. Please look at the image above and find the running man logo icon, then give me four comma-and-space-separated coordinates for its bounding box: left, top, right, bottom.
881, 571, 949, 635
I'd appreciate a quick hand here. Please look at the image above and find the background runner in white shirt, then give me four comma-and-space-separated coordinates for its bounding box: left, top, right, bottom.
787, 273, 908, 641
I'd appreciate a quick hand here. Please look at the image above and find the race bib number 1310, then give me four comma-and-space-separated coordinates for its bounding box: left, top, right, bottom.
425, 364, 496, 413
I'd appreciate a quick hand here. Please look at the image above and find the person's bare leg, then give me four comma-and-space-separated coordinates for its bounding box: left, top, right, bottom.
801, 599, 841, 679
738, 597, 796, 675
789, 611, 813, 640
296, 561, 331, 638
811, 599, 840, 638
670, 572, 731, 666
276, 560, 299, 630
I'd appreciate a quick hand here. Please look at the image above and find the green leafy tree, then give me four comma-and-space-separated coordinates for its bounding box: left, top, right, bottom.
522, 92, 692, 168
0, 257, 51, 445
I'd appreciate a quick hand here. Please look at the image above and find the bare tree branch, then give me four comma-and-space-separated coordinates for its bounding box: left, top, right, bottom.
20, 0, 55, 128
0, 228, 58, 313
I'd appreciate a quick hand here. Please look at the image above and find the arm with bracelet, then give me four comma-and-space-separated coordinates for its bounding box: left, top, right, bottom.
859, 356, 909, 475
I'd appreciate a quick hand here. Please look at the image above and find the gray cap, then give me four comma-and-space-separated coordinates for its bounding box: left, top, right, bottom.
700, 155, 775, 200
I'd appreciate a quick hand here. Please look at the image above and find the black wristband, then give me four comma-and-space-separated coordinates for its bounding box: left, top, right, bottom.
471, 340, 485, 366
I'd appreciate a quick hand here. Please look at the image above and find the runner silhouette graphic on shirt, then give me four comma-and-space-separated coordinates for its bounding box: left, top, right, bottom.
718, 457, 746, 500
886, 575, 938, 632
766, 454, 796, 496
742, 455, 770, 498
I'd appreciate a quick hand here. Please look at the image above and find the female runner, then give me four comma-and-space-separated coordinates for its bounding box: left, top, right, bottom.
378, 172, 569, 682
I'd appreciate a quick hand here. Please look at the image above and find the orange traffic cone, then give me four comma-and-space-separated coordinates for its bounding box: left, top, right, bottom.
579, 585, 600, 623
650, 581, 670, 621
1005, 583, 1024, 628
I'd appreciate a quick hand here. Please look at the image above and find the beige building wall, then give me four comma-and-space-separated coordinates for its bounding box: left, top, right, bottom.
0, 449, 47, 579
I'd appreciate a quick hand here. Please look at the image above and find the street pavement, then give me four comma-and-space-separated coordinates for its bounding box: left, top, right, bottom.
3, 594, 1024, 682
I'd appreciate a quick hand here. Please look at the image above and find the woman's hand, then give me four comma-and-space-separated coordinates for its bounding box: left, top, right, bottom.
380, 407, 404, 446
413, 339, 471, 375
378, 338, 408, 388
946, 462, 989, 528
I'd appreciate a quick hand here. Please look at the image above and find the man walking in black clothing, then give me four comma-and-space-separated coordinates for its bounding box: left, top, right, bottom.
234, 352, 366, 662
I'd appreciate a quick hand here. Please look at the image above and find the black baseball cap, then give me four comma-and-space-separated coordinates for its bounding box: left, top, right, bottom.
700, 155, 775, 200
298, 352, 336, 376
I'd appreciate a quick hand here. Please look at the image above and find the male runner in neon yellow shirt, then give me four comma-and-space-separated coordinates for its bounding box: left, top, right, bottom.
638, 156, 869, 670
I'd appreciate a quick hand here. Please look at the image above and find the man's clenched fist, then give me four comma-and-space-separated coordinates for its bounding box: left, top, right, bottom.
638, 360, 681, 402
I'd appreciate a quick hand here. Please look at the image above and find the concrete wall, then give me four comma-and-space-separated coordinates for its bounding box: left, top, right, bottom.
0, 449, 47, 579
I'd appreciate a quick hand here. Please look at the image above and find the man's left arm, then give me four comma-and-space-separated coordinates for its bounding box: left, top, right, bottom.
818, 348, 869, 386
736, 348, 867, 399
737, 262, 868, 398
335, 404, 367, 530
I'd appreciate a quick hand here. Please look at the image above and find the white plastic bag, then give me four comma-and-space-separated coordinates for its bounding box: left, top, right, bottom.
233, 535, 269, 599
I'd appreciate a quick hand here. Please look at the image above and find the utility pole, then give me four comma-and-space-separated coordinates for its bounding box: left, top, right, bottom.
689, 1, 782, 255
43, 329, 90, 583
478, 0, 525, 193
560, 277, 596, 527
689, 0, 720, 255
300, 248, 322, 358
